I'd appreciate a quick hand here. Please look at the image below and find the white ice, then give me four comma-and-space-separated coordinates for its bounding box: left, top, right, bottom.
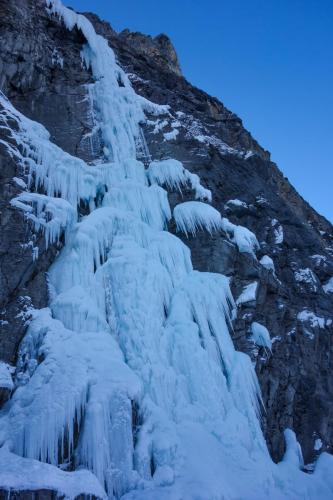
297, 310, 326, 330
173, 201, 222, 236
221, 218, 260, 257
147, 159, 212, 201
0, 447, 107, 499
260, 254, 275, 273
250, 322, 272, 351
236, 282, 258, 306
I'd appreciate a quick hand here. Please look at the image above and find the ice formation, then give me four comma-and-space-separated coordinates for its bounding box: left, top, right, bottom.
147, 159, 212, 201
0, 1, 333, 499
250, 322, 272, 351
260, 254, 275, 273
173, 201, 222, 236
225, 198, 248, 209
236, 282, 258, 306
221, 218, 260, 257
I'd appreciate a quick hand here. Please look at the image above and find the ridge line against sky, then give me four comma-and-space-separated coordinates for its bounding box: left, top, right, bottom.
66, 0, 333, 223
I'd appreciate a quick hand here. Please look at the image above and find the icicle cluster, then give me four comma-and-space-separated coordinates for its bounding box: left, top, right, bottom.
1, 2, 333, 499
147, 159, 212, 201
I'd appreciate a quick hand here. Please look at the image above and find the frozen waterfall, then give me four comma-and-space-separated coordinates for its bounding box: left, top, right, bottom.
0, 1, 333, 499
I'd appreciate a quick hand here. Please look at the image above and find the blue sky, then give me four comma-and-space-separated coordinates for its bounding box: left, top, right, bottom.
66, 0, 333, 222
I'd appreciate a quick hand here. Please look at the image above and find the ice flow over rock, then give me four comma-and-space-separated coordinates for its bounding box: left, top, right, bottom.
0, 1, 333, 499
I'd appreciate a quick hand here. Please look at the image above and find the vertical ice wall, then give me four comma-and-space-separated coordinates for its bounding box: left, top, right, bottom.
1, 2, 333, 499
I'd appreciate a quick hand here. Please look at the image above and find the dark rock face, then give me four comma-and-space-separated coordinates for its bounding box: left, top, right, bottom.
0, 490, 98, 500
119, 31, 182, 77
1, 0, 333, 486
0, 490, 58, 500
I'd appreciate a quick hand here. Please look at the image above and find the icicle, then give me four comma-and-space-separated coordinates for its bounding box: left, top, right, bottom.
174, 201, 222, 236
2, 309, 140, 493
221, 217, 260, 257
147, 159, 211, 201
11, 193, 76, 248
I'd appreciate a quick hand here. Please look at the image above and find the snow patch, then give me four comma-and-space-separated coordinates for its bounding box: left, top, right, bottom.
0, 447, 107, 499
271, 218, 284, 244
294, 268, 319, 292
163, 129, 179, 141
225, 199, 248, 209
315, 439, 323, 451
297, 310, 326, 329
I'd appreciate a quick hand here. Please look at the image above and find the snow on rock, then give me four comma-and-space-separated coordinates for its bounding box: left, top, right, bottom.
0, 447, 107, 499
13, 177, 27, 189
163, 129, 179, 141
236, 282, 258, 306
167, 111, 253, 159
51, 47, 64, 68
260, 255, 275, 273
221, 218, 260, 257
297, 310, 326, 329
149, 118, 169, 134
294, 268, 319, 292
311, 254, 327, 266
250, 322, 272, 351
147, 159, 212, 201
173, 201, 222, 236
323, 277, 333, 294
244, 150, 255, 160
225, 199, 248, 209
271, 218, 284, 244
147, 110, 254, 159
297, 310, 327, 339
314, 439, 323, 451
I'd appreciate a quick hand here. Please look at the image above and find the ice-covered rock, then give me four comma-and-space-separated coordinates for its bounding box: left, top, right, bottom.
250, 322, 272, 351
